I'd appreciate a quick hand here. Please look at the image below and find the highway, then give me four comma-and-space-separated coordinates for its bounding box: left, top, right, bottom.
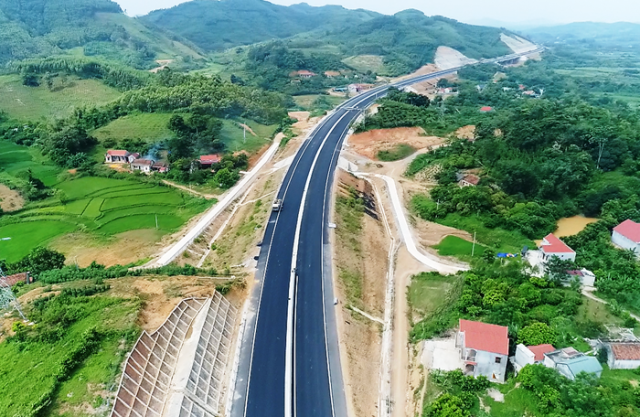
230, 48, 544, 417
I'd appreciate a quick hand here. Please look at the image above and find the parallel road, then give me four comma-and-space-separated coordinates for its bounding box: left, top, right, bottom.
231, 47, 544, 417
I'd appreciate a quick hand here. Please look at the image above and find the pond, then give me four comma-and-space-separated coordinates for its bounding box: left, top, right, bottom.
535, 215, 598, 245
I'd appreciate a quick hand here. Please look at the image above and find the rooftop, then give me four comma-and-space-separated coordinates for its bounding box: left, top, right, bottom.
200, 154, 221, 164
461, 174, 480, 186
545, 347, 602, 377
614, 219, 640, 244
527, 344, 555, 362
459, 319, 509, 355
540, 233, 575, 254
480, 106, 493, 112
610, 343, 640, 361
107, 150, 129, 156
131, 159, 154, 166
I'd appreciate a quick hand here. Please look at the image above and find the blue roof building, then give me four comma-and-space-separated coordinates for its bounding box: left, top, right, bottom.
542, 347, 603, 380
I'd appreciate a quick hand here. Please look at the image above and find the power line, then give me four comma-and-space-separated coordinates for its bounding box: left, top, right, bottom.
0, 266, 27, 321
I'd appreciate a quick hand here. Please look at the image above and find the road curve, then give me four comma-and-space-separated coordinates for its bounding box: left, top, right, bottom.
231, 48, 544, 417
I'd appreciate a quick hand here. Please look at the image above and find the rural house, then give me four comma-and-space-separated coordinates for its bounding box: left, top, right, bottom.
199, 154, 222, 168
612, 219, 640, 255
131, 159, 154, 173
105, 150, 131, 163
543, 347, 602, 380
607, 342, 640, 369
152, 162, 170, 173
456, 319, 509, 383
290, 70, 317, 79
567, 269, 596, 287
539, 233, 576, 262
127, 153, 140, 163
513, 343, 555, 374
479, 106, 493, 112
458, 174, 480, 187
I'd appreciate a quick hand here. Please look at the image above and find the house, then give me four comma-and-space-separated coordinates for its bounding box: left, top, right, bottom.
131, 159, 154, 173
199, 154, 222, 168
539, 233, 576, 262
105, 150, 130, 163
458, 174, 480, 187
3, 272, 32, 286
612, 219, 640, 255
513, 344, 555, 374
567, 269, 596, 287
290, 70, 317, 79
479, 106, 493, 112
151, 162, 170, 173
348, 83, 374, 94
127, 153, 140, 163
324, 71, 341, 78
456, 319, 509, 383
607, 342, 640, 369
543, 347, 602, 380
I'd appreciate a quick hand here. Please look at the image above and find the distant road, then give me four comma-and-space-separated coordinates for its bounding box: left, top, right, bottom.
225, 47, 545, 417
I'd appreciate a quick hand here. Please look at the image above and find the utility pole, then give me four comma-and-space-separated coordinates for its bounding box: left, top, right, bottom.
155, 214, 159, 230
471, 231, 477, 257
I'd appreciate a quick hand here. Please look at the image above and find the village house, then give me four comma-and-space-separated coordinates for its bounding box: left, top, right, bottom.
324, 71, 341, 78
348, 83, 374, 94
456, 319, 509, 383
105, 150, 130, 163
612, 219, 640, 255
479, 106, 493, 113
539, 233, 576, 262
607, 342, 640, 370
199, 154, 222, 168
513, 343, 555, 374
457, 173, 480, 187
290, 70, 317, 79
567, 269, 596, 287
543, 347, 602, 380
151, 162, 170, 173
131, 159, 154, 173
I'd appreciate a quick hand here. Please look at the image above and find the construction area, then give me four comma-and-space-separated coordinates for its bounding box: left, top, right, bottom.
111, 292, 237, 417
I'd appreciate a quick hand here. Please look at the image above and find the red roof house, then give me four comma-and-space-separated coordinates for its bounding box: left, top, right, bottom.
528, 344, 556, 362
480, 106, 494, 112
457, 319, 509, 383
105, 150, 130, 163
540, 233, 576, 262
612, 220, 640, 255
199, 154, 222, 167
290, 70, 317, 78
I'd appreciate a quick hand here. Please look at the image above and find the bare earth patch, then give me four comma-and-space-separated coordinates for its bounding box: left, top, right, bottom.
348, 127, 446, 160
0, 184, 24, 212
456, 125, 476, 140
49, 229, 165, 267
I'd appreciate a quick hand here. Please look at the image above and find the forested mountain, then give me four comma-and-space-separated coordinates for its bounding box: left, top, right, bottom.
526, 22, 640, 48
0, 0, 203, 68
142, 0, 380, 52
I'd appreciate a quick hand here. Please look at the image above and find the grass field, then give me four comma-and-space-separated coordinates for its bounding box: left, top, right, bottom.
408, 272, 457, 316
219, 119, 277, 154
0, 74, 121, 121
437, 213, 536, 254
0, 140, 62, 186
377, 144, 416, 161
433, 235, 486, 259
92, 113, 177, 143
292, 94, 346, 111
0, 176, 212, 263
342, 55, 386, 74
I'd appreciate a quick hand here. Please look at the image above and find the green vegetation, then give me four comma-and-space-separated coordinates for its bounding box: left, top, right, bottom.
433, 235, 485, 259
0, 0, 203, 68
0, 176, 211, 263
0, 74, 122, 121
92, 113, 177, 143
377, 144, 416, 161
0, 291, 140, 416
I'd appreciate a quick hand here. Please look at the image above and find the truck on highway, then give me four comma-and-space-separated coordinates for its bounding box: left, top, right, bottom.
272, 198, 283, 212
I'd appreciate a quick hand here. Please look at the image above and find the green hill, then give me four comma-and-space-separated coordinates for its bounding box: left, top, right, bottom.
525, 22, 640, 48
142, 0, 380, 52
0, 0, 204, 68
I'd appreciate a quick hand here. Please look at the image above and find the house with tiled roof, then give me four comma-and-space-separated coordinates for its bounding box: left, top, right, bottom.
199, 154, 222, 168
607, 342, 640, 370
105, 150, 131, 163
543, 347, 602, 380
131, 159, 154, 173
539, 233, 576, 262
513, 343, 555, 374
456, 319, 509, 383
612, 219, 640, 255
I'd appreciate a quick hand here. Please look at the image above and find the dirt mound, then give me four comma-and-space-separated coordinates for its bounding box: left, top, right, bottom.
288, 111, 310, 122
0, 184, 24, 212
348, 127, 446, 160
435, 46, 478, 70
456, 125, 476, 140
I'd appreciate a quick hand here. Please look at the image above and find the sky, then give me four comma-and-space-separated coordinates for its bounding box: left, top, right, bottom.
115, 0, 640, 25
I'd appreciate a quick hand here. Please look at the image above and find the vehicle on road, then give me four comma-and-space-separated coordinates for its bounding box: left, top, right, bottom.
272, 198, 283, 212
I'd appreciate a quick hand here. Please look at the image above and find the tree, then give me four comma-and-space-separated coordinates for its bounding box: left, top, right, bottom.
214, 168, 239, 189
21, 73, 39, 87
10, 247, 66, 276
545, 256, 575, 284
518, 321, 557, 346
426, 393, 470, 417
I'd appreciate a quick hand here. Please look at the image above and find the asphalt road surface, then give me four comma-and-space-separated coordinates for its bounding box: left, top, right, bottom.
231, 48, 543, 417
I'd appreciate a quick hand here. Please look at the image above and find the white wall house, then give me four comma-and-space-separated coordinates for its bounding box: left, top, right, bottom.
131, 159, 154, 173
612, 220, 640, 255
105, 150, 130, 163
607, 343, 640, 370
540, 233, 576, 262
513, 344, 555, 374
544, 347, 602, 380
457, 319, 509, 383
